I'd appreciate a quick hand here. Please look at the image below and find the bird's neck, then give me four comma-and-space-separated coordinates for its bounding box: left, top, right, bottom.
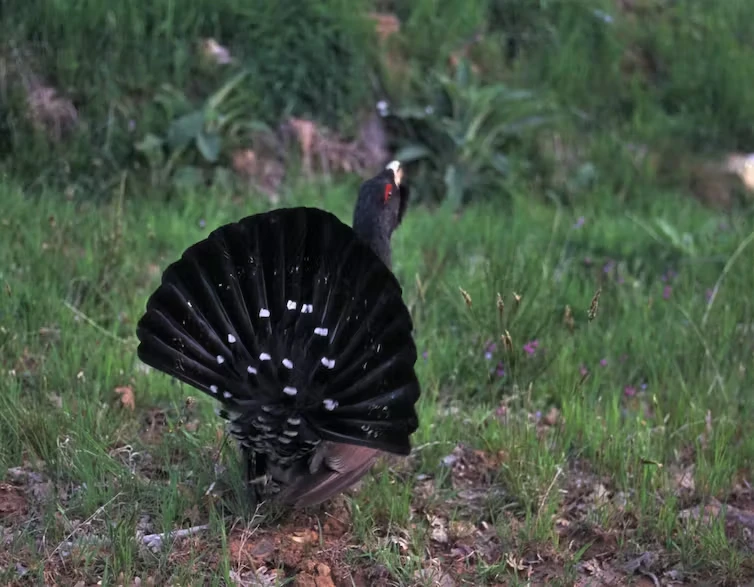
352, 214, 393, 269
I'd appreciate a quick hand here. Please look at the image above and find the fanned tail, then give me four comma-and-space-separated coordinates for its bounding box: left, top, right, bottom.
137, 207, 420, 504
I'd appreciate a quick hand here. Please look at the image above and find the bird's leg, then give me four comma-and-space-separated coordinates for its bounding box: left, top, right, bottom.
244, 453, 268, 506
308, 442, 348, 474
308, 443, 328, 474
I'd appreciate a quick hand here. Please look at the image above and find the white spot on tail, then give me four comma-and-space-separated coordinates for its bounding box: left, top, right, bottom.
259, 308, 270, 318
321, 357, 335, 369
283, 386, 297, 396
323, 398, 338, 411
287, 417, 301, 425
247, 366, 257, 375
301, 304, 313, 314
216, 355, 225, 364
286, 300, 297, 310
227, 333, 236, 343
259, 353, 271, 361
282, 358, 293, 369
223, 391, 232, 399
314, 327, 328, 336
210, 385, 218, 394
283, 430, 298, 437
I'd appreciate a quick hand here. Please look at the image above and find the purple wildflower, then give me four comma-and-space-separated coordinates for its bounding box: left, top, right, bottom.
573, 216, 585, 229
199, 218, 206, 228
495, 362, 505, 377
600, 358, 608, 367
523, 340, 539, 355
603, 260, 616, 274
661, 269, 678, 283
484, 340, 497, 361
422, 351, 428, 361
579, 365, 589, 377
662, 285, 672, 300
624, 386, 636, 397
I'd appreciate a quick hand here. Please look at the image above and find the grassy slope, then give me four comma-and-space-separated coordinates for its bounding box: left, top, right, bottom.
1, 178, 753, 585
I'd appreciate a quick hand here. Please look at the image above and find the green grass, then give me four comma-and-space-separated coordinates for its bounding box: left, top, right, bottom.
1, 177, 753, 584
4, 0, 754, 204
3, 0, 754, 584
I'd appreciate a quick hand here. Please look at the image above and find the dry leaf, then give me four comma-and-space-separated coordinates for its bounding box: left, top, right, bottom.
414, 565, 456, 587
115, 385, 135, 410
26, 85, 78, 142
231, 148, 284, 202
543, 407, 560, 427
200, 38, 233, 65
388, 533, 410, 552
232, 149, 259, 178
505, 553, 528, 571
287, 118, 317, 175
450, 520, 477, 539
429, 515, 449, 544
724, 153, 754, 191
368, 12, 400, 41
293, 563, 334, 587
289, 529, 318, 545
229, 566, 279, 587
672, 464, 695, 495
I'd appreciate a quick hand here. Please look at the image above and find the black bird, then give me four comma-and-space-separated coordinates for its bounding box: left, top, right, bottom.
136, 161, 420, 507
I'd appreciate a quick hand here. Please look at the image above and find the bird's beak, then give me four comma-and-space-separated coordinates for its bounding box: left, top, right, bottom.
386, 160, 403, 186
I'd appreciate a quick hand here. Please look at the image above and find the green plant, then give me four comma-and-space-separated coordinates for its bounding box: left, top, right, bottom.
134, 69, 271, 189
0, 0, 379, 192
390, 59, 554, 208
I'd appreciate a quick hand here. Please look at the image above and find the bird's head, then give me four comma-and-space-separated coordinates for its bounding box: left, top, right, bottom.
353, 160, 410, 241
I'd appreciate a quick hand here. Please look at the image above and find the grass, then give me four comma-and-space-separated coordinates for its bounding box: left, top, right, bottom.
4, 0, 754, 204
3, 0, 754, 584
1, 176, 754, 585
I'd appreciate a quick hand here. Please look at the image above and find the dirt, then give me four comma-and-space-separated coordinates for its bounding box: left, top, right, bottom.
0, 484, 27, 521
222, 497, 359, 586
3, 447, 754, 585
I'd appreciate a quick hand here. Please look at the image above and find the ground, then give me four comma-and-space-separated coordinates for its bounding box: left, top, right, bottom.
1, 183, 754, 585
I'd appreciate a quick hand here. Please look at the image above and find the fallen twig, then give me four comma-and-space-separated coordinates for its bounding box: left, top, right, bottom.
141, 524, 209, 551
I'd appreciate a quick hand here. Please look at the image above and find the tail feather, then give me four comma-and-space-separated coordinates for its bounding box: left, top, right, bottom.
328, 317, 416, 399
137, 207, 420, 466
275, 445, 380, 507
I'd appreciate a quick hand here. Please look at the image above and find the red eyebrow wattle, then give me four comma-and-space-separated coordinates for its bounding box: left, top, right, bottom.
383, 184, 391, 203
